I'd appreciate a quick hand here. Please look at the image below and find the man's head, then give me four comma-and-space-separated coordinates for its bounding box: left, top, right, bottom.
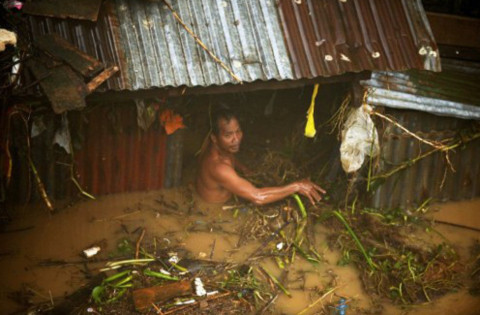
210, 106, 243, 154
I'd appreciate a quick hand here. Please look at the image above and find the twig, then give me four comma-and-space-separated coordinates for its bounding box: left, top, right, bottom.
209, 238, 216, 260
29, 158, 54, 212
135, 228, 146, 259
259, 267, 291, 297
94, 210, 141, 222
161, 0, 242, 83
296, 286, 339, 315
371, 133, 480, 181
68, 128, 95, 200
370, 110, 446, 150
434, 220, 480, 232
151, 302, 164, 314
257, 294, 278, 315
163, 291, 232, 314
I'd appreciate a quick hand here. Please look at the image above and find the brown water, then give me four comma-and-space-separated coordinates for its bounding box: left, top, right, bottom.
1, 191, 479, 314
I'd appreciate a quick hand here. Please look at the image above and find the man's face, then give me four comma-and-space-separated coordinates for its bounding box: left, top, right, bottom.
212, 117, 243, 154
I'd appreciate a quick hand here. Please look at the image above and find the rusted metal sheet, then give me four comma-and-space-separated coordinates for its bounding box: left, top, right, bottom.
26, 60, 87, 113
35, 33, 104, 77
277, 0, 440, 79
9, 104, 173, 201
362, 59, 480, 120
74, 104, 168, 196
370, 109, 480, 209
23, 0, 102, 22
26, 2, 125, 92
23, 0, 439, 92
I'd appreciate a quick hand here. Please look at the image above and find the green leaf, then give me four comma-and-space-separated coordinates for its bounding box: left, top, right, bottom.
92, 285, 105, 304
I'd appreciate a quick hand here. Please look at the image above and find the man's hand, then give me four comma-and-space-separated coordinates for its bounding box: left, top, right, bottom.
294, 179, 326, 205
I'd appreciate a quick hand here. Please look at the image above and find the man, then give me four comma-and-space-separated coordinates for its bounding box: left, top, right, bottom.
196, 107, 326, 206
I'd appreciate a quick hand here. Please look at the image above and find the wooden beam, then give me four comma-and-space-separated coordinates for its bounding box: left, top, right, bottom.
86, 66, 119, 93
427, 12, 480, 49
35, 33, 104, 77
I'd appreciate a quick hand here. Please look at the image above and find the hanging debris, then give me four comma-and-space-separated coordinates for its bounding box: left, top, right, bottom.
340, 105, 379, 173
0, 28, 16, 52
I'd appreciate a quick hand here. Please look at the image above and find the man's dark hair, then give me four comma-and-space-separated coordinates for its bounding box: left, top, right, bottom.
211, 106, 238, 135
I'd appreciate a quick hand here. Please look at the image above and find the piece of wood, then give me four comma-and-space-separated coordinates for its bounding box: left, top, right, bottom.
23, 0, 102, 21
36, 33, 104, 77
132, 280, 192, 312
86, 66, 119, 93
427, 12, 480, 49
26, 60, 86, 114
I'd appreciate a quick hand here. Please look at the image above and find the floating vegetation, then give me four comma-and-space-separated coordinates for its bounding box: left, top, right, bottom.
468, 240, 480, 296
325, 206, 463, 305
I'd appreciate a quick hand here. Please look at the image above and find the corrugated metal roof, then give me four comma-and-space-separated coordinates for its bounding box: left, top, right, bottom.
112, 0, 294, 89
361, 59, 480, 120
277, 0, 440, 79
24, 0, 440, 92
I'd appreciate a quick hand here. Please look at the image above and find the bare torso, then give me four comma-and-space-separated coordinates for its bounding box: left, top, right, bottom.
196, 145, 235, 203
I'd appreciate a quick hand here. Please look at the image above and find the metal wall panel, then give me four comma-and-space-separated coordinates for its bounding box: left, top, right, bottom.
8, 104, 173, 202
370, 109, 480, 209
74, 104, 168, 196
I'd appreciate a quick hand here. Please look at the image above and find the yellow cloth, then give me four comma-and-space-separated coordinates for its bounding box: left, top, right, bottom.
304, 84, 319, 138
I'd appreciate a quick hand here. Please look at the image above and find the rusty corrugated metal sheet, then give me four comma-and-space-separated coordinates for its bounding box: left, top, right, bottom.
370, 109, 480, 209
8, 104, 175, 201
26, 1, 126, 91
74, 104, 168, 196
361, 59, 480, 120
24, 0, 439, 92
277, 0, 440, 79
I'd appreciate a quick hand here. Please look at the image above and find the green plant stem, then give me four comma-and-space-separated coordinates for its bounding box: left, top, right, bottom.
143, 269, 179, 281
106, 258, 154, 267
292, 194, 307, 218
333, 210, 377, 270
260, 267, 291, 297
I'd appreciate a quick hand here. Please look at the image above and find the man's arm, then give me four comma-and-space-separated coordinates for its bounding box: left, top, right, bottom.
211, 163, 325, 205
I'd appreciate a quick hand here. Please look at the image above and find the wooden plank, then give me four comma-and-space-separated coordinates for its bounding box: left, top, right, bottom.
132, 280, 192, 312
36, 34, 103, 78
23, 0, 102, 21
86, 66, 119, 93
26, 60, 87, 114
427, 12, 480, 49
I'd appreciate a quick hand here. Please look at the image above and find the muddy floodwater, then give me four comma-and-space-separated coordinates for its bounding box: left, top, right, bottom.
1, 190, 479, 314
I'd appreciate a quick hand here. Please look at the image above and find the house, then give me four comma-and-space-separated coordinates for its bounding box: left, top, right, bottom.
5, 0, 476, 210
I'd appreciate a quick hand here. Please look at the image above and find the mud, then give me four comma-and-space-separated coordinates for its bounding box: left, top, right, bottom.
0, 191, 479, 314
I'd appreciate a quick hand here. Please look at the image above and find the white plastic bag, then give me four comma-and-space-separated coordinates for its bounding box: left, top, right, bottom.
340, 105, 379, 173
